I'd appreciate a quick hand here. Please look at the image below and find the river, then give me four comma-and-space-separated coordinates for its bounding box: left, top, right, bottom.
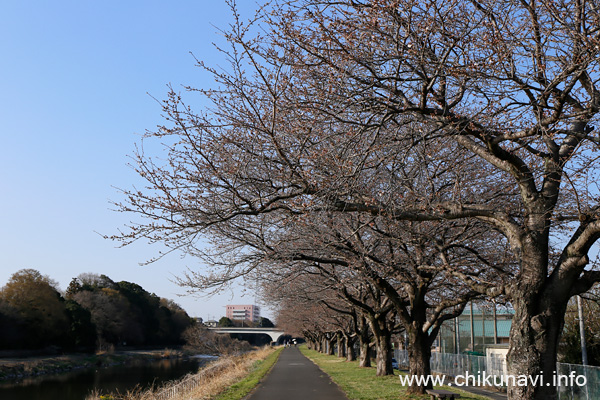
0, 355, 214, 400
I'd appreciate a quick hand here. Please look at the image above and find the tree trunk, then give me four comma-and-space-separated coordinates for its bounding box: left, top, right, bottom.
406, 327, 433, 394
363, 312, 394, 375
345, 335, 356, 362
506, 290, 568, 400
359, 336, 371, 367
374, 333, 393, 376
501, 223, 575, 400
337, 332, 345, 358
358, 317, 371, 367
327, 336, 335, 355
304, 333, 315, 350
372, 327, 393, 376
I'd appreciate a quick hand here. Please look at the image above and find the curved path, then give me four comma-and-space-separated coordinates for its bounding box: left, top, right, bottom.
246, 346, 349, 400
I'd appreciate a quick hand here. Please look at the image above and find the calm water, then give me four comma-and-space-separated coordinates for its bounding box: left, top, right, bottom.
0, 356, 212, 400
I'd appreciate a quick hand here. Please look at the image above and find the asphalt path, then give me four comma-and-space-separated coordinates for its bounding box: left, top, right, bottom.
246, 346, 349, 400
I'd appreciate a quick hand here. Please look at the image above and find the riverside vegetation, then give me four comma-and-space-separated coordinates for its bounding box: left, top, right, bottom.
0, 269, 236, 384
0, 270, 193, 354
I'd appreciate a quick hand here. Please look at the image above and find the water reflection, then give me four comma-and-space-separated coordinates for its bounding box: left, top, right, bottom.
0, 356, 209, 400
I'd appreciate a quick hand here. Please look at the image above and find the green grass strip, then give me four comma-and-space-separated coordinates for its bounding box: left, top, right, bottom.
300, 346, 492, 400
214, 347, 283, 400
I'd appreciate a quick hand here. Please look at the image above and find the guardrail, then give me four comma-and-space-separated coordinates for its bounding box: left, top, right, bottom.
154, 357, 234, 400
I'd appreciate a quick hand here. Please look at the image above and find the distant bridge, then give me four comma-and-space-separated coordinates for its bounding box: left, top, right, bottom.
208, 327, 286, 342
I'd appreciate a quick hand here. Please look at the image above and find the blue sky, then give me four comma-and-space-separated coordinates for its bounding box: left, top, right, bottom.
0, 1, 268, 320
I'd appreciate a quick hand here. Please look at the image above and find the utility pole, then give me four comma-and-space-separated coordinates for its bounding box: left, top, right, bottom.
481, 306, 486, 348
455, 316, 461, 354
453, 318, 457, 353
493, 301, 498, 345
577, 295, 589, 366
470, 302, 475, 351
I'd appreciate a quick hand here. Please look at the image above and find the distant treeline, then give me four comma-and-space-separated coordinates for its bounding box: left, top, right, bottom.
0, 269, 194, 352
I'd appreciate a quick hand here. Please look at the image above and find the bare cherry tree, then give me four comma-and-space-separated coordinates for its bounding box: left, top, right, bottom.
113, 1, 600, 399
273, 210, 506, 390
262, 2, 600, 399
261, 255, 399, 375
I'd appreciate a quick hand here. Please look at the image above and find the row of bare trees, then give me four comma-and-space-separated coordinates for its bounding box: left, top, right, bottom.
113, 1, 600, 399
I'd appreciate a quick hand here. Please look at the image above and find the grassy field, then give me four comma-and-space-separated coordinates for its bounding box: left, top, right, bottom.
300, 347, 492, 400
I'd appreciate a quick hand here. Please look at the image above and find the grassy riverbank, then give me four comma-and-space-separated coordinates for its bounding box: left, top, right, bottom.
213, 346, 282, 400
300, 347, 491, 400
86, 346, 282, 400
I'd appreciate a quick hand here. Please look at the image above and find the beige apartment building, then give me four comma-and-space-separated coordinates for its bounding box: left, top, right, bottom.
225, 304, 261, 323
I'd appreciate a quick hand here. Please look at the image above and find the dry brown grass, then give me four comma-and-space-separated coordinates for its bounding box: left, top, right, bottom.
86, 346, 278, 400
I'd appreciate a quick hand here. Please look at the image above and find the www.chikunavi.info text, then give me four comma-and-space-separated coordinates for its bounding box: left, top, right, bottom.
399, 371, 587, 388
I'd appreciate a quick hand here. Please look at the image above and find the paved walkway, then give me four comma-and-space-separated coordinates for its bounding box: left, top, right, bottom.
246, 346, 349, 400
249, 347, 505, 400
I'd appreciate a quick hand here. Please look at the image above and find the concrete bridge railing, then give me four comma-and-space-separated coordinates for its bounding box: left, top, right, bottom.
207, 327, 285, 342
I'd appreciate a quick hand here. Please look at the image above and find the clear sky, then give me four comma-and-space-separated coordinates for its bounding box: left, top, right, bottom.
0, 1, 269, 320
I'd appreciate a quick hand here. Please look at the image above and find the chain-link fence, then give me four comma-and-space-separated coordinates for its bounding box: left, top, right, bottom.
555, 362, 600, 400
394, 350, 600, 400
